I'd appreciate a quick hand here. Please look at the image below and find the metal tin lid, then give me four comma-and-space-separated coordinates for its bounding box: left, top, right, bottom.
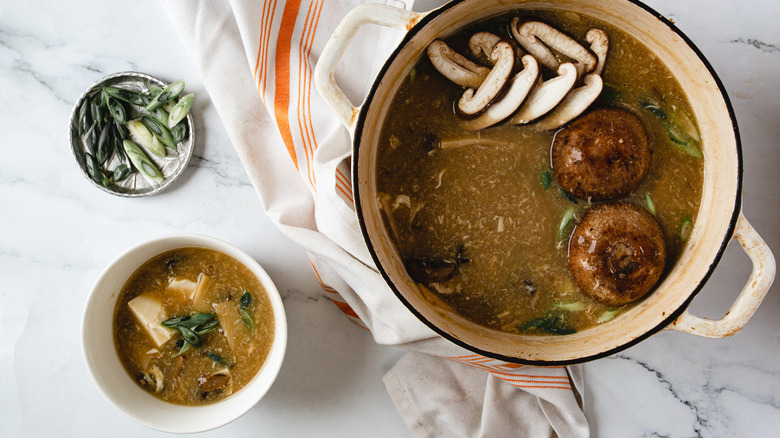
68, 71, 195, 197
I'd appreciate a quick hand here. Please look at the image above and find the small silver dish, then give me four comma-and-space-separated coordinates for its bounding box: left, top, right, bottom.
68, 71, 194, 197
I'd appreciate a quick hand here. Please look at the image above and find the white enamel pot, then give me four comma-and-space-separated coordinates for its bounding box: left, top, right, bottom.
314, 0, 776, 364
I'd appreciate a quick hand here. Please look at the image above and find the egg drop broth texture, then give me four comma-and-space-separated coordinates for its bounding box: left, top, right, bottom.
376, 10, 704, 334
113, 248, 275, 405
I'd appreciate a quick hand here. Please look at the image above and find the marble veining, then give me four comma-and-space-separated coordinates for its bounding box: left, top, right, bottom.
1, 0, 778, 437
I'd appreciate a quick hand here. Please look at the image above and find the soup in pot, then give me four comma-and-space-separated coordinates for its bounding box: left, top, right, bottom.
376, 10, 704, 335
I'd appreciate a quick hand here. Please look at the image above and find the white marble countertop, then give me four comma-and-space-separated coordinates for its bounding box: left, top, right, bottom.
2, 0, 778, 436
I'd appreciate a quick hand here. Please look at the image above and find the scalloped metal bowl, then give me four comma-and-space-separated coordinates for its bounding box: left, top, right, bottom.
68, 71, 194, 197
81, 234, 287, 433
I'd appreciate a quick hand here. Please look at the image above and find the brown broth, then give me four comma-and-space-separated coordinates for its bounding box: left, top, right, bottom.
113, 248, 275, 405
376, 10, 704, 334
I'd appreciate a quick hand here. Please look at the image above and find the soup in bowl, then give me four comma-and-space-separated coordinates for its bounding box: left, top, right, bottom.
82, 234, 287, 432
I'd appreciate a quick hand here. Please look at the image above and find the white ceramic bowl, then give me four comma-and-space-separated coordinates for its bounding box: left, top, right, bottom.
82, 234, 287, 433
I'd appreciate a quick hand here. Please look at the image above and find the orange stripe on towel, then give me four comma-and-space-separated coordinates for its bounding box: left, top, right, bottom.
253, 0, 271, 78
255, 0, 279, 97
303, 0, 324, 166
273, 0, 303, 168
296, 0, 317, 188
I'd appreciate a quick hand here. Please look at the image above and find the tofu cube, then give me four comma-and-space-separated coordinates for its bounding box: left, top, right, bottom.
128, 294, 176, 347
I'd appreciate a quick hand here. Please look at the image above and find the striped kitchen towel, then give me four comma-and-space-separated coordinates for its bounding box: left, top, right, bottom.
161, 1, 589, 436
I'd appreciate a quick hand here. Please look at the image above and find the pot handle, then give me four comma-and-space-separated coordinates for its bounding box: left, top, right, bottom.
313, 4, 425, 133
667, 213, 775, 338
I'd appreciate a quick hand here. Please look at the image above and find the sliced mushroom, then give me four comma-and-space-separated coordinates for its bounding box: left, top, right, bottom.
457, 41, 515, 116
469, 32, 502, 63
427, 40, 490, 89
142, 365, 164, 393
511, 19, 597, 77
464, 55, 539, 130
535, 74, 603, 131
506, 62, 577, 124
535, 28, 609, 130
586, 28, 609, 75
199, 368, 233, 398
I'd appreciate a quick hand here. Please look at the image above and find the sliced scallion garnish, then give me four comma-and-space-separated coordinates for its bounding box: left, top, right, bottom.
557, 207, 576, 241
239, 291, 255, 331
680, 215, 693, 241
145, 79, 185, 111
122, 139, 164, 185
645, 192, 656, 216
168, 94, 193, 128
141, 115, 177, 151
127, 119, 165, 158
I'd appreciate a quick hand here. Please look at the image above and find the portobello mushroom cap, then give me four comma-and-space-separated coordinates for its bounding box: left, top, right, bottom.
551, 107, 650, 201
568, 203, 667, 306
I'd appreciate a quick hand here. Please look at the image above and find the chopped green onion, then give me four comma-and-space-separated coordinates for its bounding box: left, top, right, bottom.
206, 352, 229, 367
147, 83, 164, 97
104, 95, 127, 124
122, 139, 164, 185
553, 301, 585, 312
540, 169, 552, 190
665, 121, 703, 158
145, 79, 185, 111
149, 107, 169, 128
597, 309, 621, 323
112, 164, 133, 182
178, 326, 202, 347
680, 215, 693, 241
645, 192, 656, 215
560, 190, 578, 204
240, 291, 252, 310
640, 99, 666, 119
141, 116, 177, 151
195, 318, 220, 336
96, 124, 112, 165
168, 94, 193, 128
600, 82, 623, 101
670, 105, 701, 144
557, 207, 576, 241
127, 119, 166, 158
409, 66, 417, 82
171, 339, 190, 358
77, 99, 91, 136
103, 86, 147, 106
171, 122, 187, 144
85, 153, 109, 187
239, 291, 255, 331
518, 311, 576, 335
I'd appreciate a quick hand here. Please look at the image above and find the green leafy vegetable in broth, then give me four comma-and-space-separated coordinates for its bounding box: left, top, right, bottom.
240, 291, 255, 331
540, 169, 552, 190
557, 207, 576, 241
645, 192, 656, 215
162, 313, 220, 355
518, 311, 577, 335
207, 352, 230, 367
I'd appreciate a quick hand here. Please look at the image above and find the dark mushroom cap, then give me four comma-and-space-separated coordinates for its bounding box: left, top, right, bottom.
568, 203, 666, 306
552, 107, 650, 201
